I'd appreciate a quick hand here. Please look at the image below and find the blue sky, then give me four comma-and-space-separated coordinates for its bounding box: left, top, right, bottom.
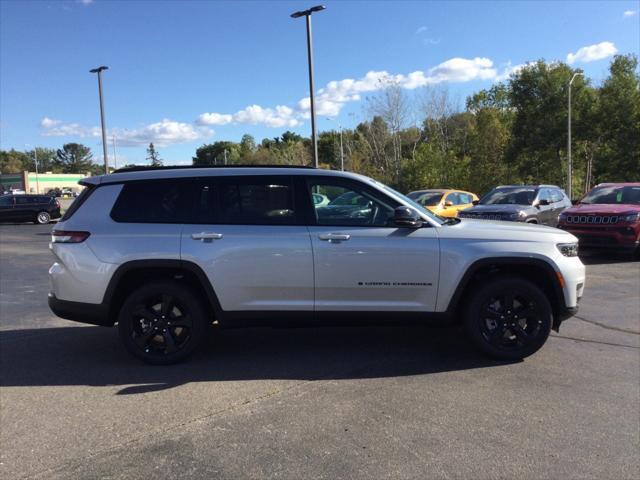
1, 0, 639, 166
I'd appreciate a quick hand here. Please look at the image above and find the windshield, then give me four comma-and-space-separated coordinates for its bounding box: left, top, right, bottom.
407, 191, 444, 206
376, 183, 445, 224
480, 187, 536, 205
580, 185, 640, 205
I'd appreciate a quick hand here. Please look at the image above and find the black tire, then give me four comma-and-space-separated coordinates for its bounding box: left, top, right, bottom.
36, 211, 50, 224
464, 276, 552, 360
118, 282, 209, 364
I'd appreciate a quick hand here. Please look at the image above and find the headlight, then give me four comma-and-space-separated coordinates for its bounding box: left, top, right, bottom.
557, 242, 579, 257
620, 213, 640, 223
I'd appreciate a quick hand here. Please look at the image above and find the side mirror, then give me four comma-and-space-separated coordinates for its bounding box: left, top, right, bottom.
538, 199, 550, 206
444, 200, 454, 207
394, 206, 423, 228
472, 200, 479, 206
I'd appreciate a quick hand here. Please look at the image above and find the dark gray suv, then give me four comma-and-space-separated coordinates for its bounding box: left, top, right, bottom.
458, 185, 571, 226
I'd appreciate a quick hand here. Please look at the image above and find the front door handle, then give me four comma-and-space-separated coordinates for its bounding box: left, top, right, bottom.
191, 232, 223, 241
318, 233, 351, 243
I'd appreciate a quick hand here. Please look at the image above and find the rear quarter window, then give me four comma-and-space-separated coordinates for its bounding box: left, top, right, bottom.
110, 180, 194, 223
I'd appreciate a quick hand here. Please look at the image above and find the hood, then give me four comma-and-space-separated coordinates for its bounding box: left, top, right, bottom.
438, 218, 576, 243
461, 204, 532, 214
564, 203, 640, 215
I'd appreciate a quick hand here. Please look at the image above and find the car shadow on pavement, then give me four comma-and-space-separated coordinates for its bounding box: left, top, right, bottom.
0, 324, 514, 395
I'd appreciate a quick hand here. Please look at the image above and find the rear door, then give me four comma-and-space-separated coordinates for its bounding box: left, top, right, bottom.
306, 176, 439, 312
180, 175, 314, 312
13, 196, 34, 221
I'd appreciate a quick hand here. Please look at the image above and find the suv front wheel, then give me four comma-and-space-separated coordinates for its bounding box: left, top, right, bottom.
464, 276, 552, 360
118, 282, 209, 364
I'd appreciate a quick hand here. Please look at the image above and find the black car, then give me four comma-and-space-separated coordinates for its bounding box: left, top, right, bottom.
458, 185, 571, 226
0, 194, 61, 224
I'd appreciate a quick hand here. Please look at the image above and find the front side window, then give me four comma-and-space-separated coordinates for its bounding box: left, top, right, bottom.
409, 191, 443, 207
0, 196, 13, 206
309, 180, 396, 227
111, 180, 193, 223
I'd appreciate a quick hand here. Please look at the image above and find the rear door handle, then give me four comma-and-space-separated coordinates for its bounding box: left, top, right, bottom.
318, 233, 351, 243
191, 232, 223, 241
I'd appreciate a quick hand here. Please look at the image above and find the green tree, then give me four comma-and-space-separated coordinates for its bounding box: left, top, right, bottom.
146, 143, 163, 167
193, 141, 240, 166
0, 149, 29, 173
56, 143, 95, 173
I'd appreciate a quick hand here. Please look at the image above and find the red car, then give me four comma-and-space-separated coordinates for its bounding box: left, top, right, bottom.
558, 183, 640, 253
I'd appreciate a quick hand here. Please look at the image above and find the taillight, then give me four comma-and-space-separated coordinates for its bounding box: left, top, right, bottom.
51, 230, 90, 243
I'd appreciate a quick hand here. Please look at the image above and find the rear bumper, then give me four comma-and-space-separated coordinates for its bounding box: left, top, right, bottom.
48, 293, 113, 327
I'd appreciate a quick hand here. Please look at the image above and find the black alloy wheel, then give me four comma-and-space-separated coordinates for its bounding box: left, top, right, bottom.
465, 277, 552, 360
118, 282, 208, 364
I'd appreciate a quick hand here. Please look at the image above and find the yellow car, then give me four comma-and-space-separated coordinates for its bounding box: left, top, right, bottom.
407, 189, 479, 218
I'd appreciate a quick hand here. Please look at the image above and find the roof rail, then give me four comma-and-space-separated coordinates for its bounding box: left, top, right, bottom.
112, 164, 316, 174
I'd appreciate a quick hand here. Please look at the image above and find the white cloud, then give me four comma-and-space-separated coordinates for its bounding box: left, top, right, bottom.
40, 117, 213, 147
623, 10, 637, 17
114, 119, 213, 146
40, 118, 101, 138
415, 26, 428, 35
196, 112, 232, 125
567, 41, 618, 64
233, 105, 300, 128
494, 62, 534, 81
78, 0, 94, 5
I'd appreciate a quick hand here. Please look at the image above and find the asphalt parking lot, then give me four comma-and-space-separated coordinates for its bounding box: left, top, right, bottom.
1, 223, 638, 479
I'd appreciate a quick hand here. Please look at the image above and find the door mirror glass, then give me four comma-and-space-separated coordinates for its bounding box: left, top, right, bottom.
394, 206, 422, 228
472, 200, 479, 205
444, 200, 454, 207
537, 199, 550, 206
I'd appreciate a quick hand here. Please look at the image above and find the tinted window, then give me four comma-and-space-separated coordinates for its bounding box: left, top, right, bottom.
194, 176, 298, 225
580, 185, 640, 205
550, 189, 564, 203
111, 180, 193, 223
538, 189, 552, 203
0, 196, 12, 206
309, 180, 396, 227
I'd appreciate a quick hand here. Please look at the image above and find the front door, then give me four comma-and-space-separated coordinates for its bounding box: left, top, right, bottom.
306, 177, 440, 312
180, 175, 314, 312
0, 196, 15, 221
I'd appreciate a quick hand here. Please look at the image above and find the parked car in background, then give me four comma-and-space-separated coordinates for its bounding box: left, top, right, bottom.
558, 182, 640, 253
0, 194, 61, 224
10, 188, 26, 195
458, 185, 571, 226
407, 189, 479, 218
312, 193, 330, 207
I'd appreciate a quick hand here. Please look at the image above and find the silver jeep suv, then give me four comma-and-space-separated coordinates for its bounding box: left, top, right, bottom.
48, 166, 585, 364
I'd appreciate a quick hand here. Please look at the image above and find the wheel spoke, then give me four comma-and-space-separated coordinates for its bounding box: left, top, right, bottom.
162, 329, 177, 353
161, 294, 174, 316
482, 307, 502, 321
133, 328, 157, 349
516, 306, 536, 319
512, 324, 529, 344
170, 315, 192, 329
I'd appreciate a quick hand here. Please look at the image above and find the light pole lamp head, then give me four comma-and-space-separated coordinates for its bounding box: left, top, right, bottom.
90, 66, 109, 74
291, 5, 326, 18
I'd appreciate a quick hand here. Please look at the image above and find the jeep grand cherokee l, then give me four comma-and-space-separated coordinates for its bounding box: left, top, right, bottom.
48, 166, 585, 364
0, 194, 61, 224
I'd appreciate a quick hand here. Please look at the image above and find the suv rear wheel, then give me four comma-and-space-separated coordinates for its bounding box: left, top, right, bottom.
118, 282, 209, 364
464, 276, 552, 360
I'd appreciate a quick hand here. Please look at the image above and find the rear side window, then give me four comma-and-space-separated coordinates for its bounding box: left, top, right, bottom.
61, 186, 94, 220
111, 180, 193, 223
194, 176, 298, 225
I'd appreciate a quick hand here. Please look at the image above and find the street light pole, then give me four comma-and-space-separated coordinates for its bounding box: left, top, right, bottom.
90, 66, 109, 174
567, 71, 583, 201
291, 5, 326, 168
112, 135, 118, 170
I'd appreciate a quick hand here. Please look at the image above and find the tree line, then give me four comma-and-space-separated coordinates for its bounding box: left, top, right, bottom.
3, 55, 637, 198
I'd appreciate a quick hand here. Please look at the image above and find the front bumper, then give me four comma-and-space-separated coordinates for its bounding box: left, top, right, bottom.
48, 293, 112, 327
558, 224, 640, 250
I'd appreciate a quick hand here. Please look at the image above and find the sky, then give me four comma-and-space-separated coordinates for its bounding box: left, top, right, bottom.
1, 0, 639, 166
